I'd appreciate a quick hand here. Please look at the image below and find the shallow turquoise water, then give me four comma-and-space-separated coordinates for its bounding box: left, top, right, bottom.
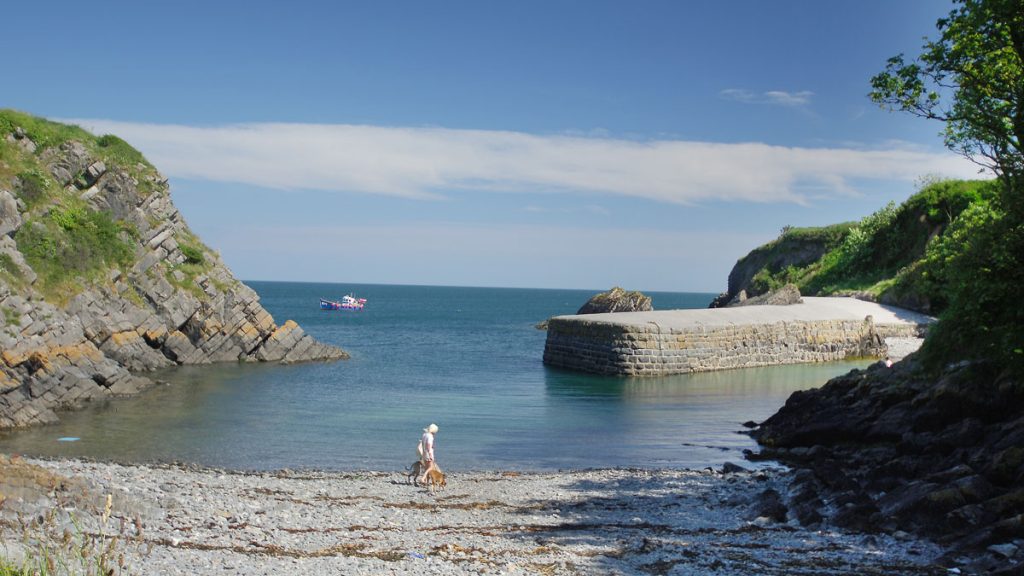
0, 283, 869, 471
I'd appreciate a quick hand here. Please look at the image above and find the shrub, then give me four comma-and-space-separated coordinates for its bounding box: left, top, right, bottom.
0, 253, 24, 290
179, 243, 205, 265
757, 179, 993, 300
917, 199, 1024, 373
14, 169, 52, 207
15, 205, 135, 297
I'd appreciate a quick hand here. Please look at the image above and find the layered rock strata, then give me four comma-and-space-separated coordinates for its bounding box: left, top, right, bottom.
543, 297, 930, 376
1, 125, 346, 429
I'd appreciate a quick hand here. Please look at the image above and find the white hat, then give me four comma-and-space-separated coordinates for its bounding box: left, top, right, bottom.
425, 423, 439, 433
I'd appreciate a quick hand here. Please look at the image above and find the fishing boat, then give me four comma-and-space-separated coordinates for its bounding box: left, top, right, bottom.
320, 295, 367, 311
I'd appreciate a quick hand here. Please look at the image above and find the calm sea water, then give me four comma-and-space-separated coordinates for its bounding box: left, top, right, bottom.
0, 282, 868, 471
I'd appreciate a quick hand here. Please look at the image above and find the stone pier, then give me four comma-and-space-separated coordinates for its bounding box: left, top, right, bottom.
542, 297, 934, 376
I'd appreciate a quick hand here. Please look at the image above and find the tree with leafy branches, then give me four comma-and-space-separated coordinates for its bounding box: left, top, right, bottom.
871, 0, 1023, 210
870, 0, 1023, 373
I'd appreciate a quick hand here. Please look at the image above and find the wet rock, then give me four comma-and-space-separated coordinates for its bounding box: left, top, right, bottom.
750, 488, 787, 523
721, 462, 749, 474
987, 542, 1018, 559
752, 358, 1024, 573
0, 189, 22, 236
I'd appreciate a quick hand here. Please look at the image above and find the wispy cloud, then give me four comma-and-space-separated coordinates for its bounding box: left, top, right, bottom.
71, 119, 979, 205
720, 88, 815, 107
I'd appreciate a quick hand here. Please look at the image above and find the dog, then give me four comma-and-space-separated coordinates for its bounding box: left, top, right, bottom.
406, 460, 424, 485
406, 461, 446, 492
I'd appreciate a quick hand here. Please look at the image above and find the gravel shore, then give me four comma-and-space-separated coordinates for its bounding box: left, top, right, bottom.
1, 457, 951, 575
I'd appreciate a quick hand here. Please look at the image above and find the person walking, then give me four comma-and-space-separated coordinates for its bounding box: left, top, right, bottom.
417, 423, 439, 484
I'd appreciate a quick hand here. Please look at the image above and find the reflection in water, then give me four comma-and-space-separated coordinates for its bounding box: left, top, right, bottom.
538, 361, 869, 469
545, 362, 866, 403
621, 362, 866, 401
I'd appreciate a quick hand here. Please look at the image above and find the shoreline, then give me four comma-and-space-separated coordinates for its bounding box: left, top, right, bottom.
1, 456, 951, 575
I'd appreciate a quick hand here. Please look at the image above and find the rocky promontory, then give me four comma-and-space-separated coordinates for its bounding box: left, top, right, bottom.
0, 111, 345, 429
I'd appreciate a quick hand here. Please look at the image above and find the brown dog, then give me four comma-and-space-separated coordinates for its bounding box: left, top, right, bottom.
406, 461, 446, 491
425, 466, 446, 492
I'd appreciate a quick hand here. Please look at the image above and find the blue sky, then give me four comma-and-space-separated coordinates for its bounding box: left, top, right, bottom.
5, 0, 980, 292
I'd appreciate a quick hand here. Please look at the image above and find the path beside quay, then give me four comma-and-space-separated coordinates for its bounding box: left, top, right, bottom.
544, 297, 934, 376
1, 457, 951, 575
563, 297, 935, 330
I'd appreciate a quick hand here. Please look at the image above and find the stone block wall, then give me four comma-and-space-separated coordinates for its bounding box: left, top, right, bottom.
543, 315, 924, 376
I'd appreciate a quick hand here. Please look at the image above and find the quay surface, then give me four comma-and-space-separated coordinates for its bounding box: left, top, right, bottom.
543, 297, 934, 376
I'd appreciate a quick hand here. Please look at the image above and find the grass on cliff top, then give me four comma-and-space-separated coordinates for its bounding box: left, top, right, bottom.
0, 109, 153, 169
767, 222, 854, 251
737, 221, 854, 272
0, 109, 157, 203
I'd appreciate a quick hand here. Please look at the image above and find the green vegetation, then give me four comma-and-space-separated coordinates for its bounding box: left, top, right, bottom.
0, 110, 189, 305
2, 305, 19, 328
0, 109, 93, 154
775, 222, 853, 246
179, 242, 205, 265
0, 253, 22, 280
869, 0, 1023, 374
96, 133, 150, 168
738, 0, 1024, 375
13, 169, 53, 209
0, 109, 155, 205
163, 230, 222, 298
15, 203, 137, 303
0, 109, 152, 169
741, 179, 994, 303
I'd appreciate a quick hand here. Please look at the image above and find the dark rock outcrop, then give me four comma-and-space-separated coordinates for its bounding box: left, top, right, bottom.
726, 283, 803, 307
0, 120, 346, 429
576, 287, 652, 314
750, 357, 1024, 574
710, 233, 836, 308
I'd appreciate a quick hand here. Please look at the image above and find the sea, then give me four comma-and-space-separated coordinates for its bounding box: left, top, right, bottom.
0, 282, 870, 472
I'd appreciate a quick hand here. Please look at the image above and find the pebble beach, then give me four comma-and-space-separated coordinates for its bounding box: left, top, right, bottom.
1, 457, 951, 575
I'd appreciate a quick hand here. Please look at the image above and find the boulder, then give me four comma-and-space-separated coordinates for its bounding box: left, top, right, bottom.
0, 189, 22, 236
43, 141, 92, 186
728, 284, 803, 307
576, 287, 653, 314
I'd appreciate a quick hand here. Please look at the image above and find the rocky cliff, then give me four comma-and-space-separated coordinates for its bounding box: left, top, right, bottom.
708, 225, 846, 308
750, 357, 1024, 573
0, 111, 346, 429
